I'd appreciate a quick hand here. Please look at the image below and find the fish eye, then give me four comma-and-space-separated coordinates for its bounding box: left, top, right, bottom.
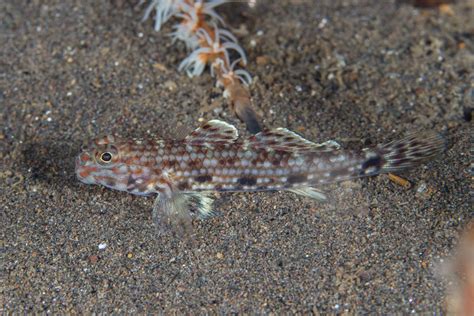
100, 152, 113, 163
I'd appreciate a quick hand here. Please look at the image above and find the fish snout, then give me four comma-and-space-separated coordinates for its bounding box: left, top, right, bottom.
75, 152, 95, 183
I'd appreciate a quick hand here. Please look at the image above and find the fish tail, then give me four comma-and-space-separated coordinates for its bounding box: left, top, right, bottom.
362, 131, 446, 175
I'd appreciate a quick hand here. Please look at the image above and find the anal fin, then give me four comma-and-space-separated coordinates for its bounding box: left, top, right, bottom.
287, 187, 328, 202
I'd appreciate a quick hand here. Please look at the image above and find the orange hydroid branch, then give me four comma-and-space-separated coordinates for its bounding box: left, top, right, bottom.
142, 0, 263, 134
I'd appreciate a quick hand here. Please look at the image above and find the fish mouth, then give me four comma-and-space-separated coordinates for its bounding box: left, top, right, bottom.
75, 155, 82, 171
75, 153, 95, 184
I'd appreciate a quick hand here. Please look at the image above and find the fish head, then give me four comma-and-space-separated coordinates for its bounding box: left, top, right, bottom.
75, 135, 128, 188
75, 135, 161, 195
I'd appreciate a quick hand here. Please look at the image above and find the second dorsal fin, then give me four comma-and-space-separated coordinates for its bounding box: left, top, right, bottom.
185, 120, 239, 144
248, 128, 341, 152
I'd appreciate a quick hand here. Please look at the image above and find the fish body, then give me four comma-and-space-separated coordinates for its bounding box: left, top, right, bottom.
76, 120, 444, 230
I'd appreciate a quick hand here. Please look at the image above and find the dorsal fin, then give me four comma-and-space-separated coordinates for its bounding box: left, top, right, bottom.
248, 128, 341, 152
185, 120, 238, 144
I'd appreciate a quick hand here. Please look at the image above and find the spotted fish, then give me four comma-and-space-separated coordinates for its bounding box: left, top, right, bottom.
75, 120, 445, 231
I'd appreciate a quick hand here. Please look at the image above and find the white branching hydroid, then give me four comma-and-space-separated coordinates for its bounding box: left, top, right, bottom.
143, 0, 262, 134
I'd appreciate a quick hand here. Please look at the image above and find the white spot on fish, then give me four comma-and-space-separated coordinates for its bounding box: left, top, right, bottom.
114, 182, 126, 191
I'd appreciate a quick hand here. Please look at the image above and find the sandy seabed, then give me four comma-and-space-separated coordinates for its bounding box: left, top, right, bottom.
1, 0, 472, 313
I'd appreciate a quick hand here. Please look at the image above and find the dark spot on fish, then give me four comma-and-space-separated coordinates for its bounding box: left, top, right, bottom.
259, 151, 269, 160
195, 175, 212, 183
219, 157, 236, 166
362, 156, 382, 170
329, 168, 349, 178
167, 160, 178, 168
187, 160, 200, 168
237, 177, 257, 186
287, 174, 307, 184
126, 175, 136, 190
177, 181, 189, 190
214, 184, 222, 190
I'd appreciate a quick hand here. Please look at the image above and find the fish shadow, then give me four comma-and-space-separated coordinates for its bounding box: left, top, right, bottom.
19, 140, 79, 188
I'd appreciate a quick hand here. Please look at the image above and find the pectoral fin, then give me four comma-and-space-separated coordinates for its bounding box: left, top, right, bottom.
186, 192, 218, 220
152, 192, 216, 234
152, 193, 193, 235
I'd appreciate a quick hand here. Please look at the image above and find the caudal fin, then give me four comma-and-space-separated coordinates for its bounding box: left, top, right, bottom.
372, 131, 446, 173
310, 131, 445, 184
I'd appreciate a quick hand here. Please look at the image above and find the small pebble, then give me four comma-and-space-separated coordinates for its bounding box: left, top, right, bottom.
256, 55, 269, 66
416, 182, 427, 194
98, 243, 107, 250
153, 63, 168, 72
88, 255, 98, 264
164, 80, 177, 91
318, 18, 328, 29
